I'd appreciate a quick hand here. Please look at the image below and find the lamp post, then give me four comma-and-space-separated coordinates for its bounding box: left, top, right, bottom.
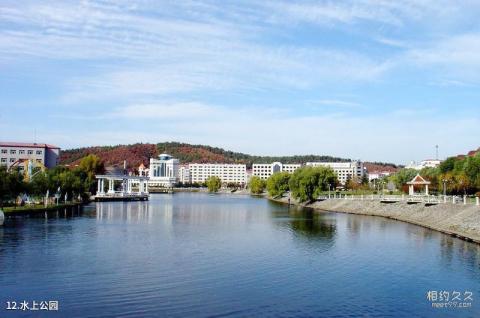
442, 179, 447, 197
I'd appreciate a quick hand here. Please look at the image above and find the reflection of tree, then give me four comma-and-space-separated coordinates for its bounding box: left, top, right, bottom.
290, 210, 336, 240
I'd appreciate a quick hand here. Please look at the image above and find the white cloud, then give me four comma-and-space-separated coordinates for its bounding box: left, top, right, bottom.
307, 99, 361, 108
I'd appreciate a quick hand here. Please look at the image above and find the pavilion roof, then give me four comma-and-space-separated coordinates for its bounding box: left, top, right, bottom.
407, 174, 431, 185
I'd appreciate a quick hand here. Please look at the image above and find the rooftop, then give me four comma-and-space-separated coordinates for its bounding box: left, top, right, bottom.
0, 142, 60, 149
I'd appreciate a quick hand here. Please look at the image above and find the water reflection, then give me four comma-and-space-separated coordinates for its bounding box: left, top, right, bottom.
0, 193, 479, 318
96, 201, 153, 222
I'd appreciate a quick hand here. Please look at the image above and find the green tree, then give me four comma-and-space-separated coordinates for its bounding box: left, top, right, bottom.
391, 168, 418, 190
30, 171, 49, 196
289, 166, 337, 202
463, 154, 480, 191
0, 167, 26, 206
206, 176, 222, 193
266, 172, 291, 197
249, 176, 266, 194
439, 157, 457, 173
78, 154, 105, 193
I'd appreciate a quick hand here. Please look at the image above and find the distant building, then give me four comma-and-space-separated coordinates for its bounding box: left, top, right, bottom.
252, 162, 301, 180
189, 163, 247, 185
367, 171, 391, 182
178, 165, 191, 184
138, 163, 148, 176
0, 142, 60, 169
148, 154, 179, 187
306, 161, 365, 185
405, 159, 441, 170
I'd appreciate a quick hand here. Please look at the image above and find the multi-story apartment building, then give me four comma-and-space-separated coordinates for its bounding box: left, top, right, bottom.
178, 165, 191, 184
306, 161, 365, 184
252, 162, 301, 180
189, 163, 247, 185
148, 154, 179, 187
0, 142, 60, 169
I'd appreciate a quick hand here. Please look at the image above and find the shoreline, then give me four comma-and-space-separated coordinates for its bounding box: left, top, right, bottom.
2, 202, 83, 216
269, 196, 480, 244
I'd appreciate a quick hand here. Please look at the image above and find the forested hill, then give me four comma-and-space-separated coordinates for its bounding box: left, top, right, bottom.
60, 142, 399, 171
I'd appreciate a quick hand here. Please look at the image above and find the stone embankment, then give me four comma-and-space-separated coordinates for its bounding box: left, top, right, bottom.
272, 197, 480, 244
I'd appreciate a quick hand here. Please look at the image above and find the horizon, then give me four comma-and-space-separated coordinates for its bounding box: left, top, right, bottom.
1, 1, 480, 164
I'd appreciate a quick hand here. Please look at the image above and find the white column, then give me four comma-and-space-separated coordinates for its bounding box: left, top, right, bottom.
108, 179, 114, 194
409, 185, 414, 196
452, 196, 456, 204
476, 197, 479, 206
425, 185, 429, 196
145, 180, 149, 194
97, 179, 101, 194
463, 195, 467, 205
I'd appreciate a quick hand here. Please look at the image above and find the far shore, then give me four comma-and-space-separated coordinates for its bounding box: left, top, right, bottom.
270, 196, 480, 244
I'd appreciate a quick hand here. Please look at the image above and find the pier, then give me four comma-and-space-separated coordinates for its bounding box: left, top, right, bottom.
95, 175, 150, 201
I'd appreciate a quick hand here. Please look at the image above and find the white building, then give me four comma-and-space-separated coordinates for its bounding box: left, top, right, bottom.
405, 159, 442, 170
178, 165, 191, 184
367, 171, 391, 182
252, 162, 301, 180
0, 142, 60, 169
148, 154, 179, 187
189, 163, 247, 185
138, 163, 148, 176
306, 161, 365, 185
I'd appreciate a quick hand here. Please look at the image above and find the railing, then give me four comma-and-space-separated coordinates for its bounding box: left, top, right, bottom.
96, 191, 148, 198
320, 193, 480, 206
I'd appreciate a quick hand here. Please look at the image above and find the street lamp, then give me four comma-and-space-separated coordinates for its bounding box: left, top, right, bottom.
442, 179, 447, 197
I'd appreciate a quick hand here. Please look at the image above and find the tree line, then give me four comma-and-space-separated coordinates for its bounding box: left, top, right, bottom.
249, 166, 338, 202
390, 153, 480, 195
0, 154, 104, 207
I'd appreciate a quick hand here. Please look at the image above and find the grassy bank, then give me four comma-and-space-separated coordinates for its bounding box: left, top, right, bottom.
3, 202, 82, 214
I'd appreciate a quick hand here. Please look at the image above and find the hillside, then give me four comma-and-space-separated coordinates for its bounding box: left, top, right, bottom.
60, 142, 399, 171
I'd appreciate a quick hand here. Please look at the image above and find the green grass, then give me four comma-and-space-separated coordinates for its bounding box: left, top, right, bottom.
2, 202, 81, 214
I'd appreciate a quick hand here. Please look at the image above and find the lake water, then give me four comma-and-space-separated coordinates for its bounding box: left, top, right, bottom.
1, 192, 479, 317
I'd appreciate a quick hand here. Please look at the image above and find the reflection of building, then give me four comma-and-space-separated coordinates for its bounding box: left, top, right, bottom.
306, 161, 365, 185
252, 162, 301, 180
0, 142, 60, 169
178, 165, 191, 184
148, 154, 179, 187
189, 163, 247, 185
405, 159, 442, 170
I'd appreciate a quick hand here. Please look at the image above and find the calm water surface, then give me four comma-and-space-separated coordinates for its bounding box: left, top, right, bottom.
1, 193, 479, 317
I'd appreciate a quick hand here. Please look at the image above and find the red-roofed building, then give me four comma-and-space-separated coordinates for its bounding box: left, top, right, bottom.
0, 142, 60, 169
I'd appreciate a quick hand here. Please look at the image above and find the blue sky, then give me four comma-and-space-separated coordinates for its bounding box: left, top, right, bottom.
1, 0, 479, 164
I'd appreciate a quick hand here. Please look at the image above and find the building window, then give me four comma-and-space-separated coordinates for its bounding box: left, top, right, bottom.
1, 149, 6, 154
1, 158, 6, 163
10, 158, 15, 162
10, 150, 16, 154
36, 150, 42, 155
19, 150, 25, 154
28, 150, 33, 155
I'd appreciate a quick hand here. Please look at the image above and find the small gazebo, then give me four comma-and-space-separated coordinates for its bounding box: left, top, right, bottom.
407, 174, 431, 195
